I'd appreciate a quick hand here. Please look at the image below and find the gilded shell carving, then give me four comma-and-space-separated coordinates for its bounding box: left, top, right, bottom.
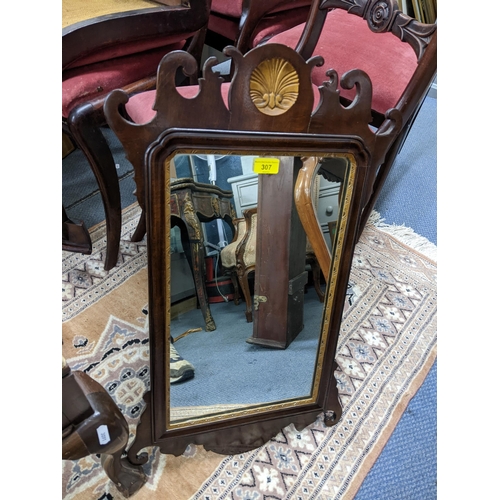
249, 58, 299, 116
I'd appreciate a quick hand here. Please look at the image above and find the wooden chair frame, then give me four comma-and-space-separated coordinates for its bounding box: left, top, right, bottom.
62, 1, 211, 269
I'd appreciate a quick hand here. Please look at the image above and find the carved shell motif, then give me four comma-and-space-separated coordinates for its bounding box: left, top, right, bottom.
249, 58, 299, 116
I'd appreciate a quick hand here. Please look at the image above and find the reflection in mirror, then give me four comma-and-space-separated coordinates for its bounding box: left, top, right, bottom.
166, 153, 350, 425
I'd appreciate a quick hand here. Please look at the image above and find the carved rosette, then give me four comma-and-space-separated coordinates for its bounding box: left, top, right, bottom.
321, 0, 436, 60
249, 58, 299, 116
366, 0, 395, 32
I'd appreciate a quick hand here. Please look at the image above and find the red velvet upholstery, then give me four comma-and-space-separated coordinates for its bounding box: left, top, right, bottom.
64, 34, 194, 71
208, 1, 312, 49
208, 14, 240, 43
211, 0, 309, 18
125, 82, 321, 124
62, 42, 184, 118
210, 0, 244, 18
250, 7, 312, 47
270, 9, 417, 114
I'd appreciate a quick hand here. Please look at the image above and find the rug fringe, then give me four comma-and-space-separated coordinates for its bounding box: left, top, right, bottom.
367, 211, 437, 262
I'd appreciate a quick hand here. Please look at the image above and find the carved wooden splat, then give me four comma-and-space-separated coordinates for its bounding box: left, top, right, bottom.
105, 41, 403, 170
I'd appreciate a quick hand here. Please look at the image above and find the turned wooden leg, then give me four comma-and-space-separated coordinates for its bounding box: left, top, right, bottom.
126, 392, 152, 467
101, 450, 147, 497
67, 103, 122, 271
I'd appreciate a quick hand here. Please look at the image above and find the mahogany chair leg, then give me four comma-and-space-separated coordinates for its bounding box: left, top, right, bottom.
67, 103, 122, 270
131, 209, 147, 242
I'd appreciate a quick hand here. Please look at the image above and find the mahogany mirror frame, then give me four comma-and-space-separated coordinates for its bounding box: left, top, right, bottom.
103, 41, 408, 465
125, 129, 371, 463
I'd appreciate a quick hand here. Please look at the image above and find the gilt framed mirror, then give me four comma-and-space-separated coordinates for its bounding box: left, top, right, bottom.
104, 41, 403, 463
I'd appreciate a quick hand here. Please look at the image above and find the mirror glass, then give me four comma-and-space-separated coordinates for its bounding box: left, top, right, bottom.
164, 152, 353, 427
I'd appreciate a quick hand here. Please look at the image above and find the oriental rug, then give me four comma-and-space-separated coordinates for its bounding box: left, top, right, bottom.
62, 202, 437, 500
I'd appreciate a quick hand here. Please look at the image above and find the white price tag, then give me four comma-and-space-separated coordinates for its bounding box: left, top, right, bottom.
97, 424, 111, 445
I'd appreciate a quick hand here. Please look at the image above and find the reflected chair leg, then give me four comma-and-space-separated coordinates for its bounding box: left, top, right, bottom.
67, 103, 122, 270
310, 258, 325, 303
189, 240, 216, 331
229, 271, 240, 305
237, 268, 253, 323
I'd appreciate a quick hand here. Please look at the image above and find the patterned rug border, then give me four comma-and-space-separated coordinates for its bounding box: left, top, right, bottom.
343, 348, 436, 499
367, 210, 437, 263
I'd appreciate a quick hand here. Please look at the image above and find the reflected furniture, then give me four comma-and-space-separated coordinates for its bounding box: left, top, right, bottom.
221, 204, 324, 325
62, 0, 211, 268
295, 155, 348, 276
62, 358, 146, 498
248, 156, 308, 349
228, 167, 341, 239
169, 178, 235, 331
207, 0, 313, 53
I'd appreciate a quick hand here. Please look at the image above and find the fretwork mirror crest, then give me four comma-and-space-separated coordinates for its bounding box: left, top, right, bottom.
104, 42, 403, 463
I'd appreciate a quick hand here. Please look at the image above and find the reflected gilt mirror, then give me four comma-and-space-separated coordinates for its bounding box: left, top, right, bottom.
104, 41, 403, 462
